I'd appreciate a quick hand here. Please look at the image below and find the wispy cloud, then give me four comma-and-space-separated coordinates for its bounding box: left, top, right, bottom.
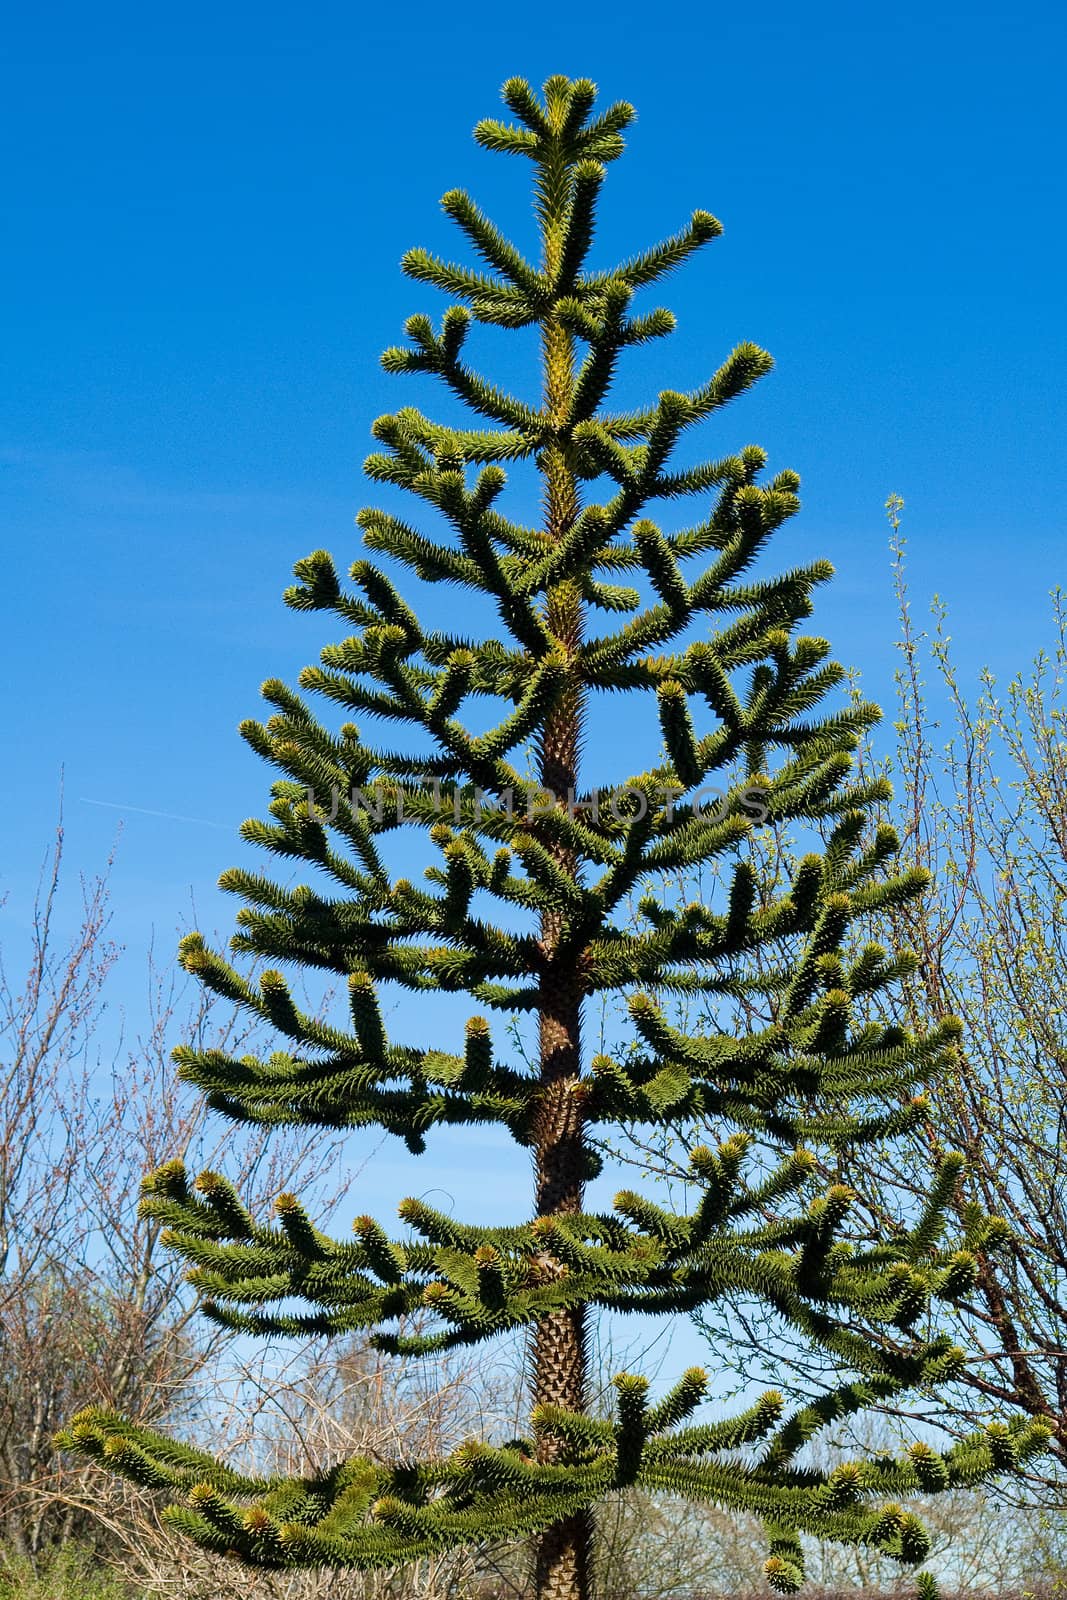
1, 443, 345, 520
80, 796, 230, 829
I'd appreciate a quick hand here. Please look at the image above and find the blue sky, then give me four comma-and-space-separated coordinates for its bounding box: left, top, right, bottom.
3, 0, 1065, 1379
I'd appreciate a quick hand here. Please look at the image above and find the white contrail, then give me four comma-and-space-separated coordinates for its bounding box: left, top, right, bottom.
79, 797, 230, 829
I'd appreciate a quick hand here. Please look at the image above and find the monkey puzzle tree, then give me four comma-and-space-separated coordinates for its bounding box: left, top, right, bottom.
57, 74, 1047, 1600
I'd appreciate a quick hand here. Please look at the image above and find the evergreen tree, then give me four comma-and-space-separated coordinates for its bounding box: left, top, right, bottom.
57, 75, 1047, 1600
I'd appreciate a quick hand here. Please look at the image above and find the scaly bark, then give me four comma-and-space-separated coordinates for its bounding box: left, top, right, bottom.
531, 120, 592, 1597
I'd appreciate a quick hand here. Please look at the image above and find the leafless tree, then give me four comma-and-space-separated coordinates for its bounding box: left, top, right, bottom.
0, 818, 351, 1565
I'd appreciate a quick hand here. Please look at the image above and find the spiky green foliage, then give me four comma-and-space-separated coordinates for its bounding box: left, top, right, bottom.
56, 75, 1047, 1600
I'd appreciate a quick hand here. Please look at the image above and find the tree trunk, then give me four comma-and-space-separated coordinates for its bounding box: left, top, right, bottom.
530, 269, 592, 1597
532, 964, 592, 1600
